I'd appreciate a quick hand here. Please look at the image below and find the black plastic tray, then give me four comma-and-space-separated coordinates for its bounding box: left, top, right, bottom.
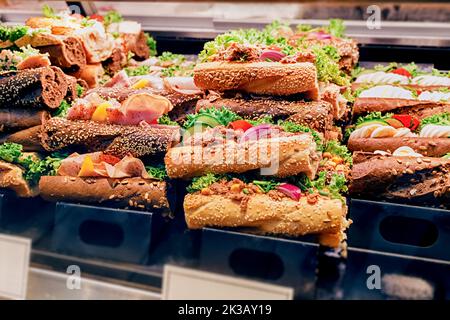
338, 247, 450, 300
198, 227, 319, 299
348, 199, 450, 262
51, 202, 166, 264
0, 191, 55, 242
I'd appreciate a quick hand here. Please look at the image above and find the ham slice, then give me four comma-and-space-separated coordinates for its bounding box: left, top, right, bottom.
107, 93, 173, 125
103, 70, 131, 88
57, 152, 149, 178
164, 77, 202, 95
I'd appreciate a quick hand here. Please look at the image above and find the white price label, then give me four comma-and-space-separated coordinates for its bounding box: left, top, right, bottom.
0, 234, 31, 300
162, 265, 293, 300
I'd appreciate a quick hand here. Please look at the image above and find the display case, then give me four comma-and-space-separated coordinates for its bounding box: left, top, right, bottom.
0, 1, 449, 300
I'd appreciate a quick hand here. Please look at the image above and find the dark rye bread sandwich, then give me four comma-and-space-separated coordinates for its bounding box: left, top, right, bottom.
193, 61, 319, 99
39, 152, 172, 213
40, 117, 180, 158
14, 34, 87, 69
0, 67, 69, 110
196, 96, 335, 134
349, 152, 450, 206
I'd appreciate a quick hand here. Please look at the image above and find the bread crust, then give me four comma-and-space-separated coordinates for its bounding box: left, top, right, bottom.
349, 153, 450, 205
165, 135, 320, 179
184, 193, 348, 247
39, 176, 171, 213
193, 61, 319, 98
0, 161, 37, 197
348, 137, 450, 157
353, 97, 449, 115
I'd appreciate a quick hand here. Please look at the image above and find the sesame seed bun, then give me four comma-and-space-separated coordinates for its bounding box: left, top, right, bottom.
184, 193, 348, 248
193, 61, 319, 98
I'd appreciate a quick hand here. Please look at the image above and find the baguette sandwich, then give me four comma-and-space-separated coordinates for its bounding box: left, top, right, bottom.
347, 112, 450, 157
349, 150, 450, 207
183, 139, 352, 248
352, 63, 450, 91
39, 151, 172, 213
165, 107, 323, 179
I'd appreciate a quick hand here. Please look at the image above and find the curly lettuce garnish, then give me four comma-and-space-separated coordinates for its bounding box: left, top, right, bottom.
0, 143, 66, 185
187, 173, 222, 193
103, 11, 123, 26
145, 33, 157, 56
277, 120, 324, 152
145, 165, 168, 181
420, 112, 450, 129
326, 19, 346, 38
324, 140, 352, 166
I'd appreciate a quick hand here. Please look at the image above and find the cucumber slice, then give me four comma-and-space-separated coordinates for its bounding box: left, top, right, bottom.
194, 114, 221, 127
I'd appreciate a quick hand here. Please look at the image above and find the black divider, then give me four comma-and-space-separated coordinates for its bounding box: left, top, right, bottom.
51, 202, 166, 264
198, 228, 319, 299
341, 247, 450, 300
348, 199, 450, 262
0, 191, 55, 242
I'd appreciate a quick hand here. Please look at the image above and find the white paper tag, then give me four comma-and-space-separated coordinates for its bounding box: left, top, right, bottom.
0, 234, 31, 300
162, 265, 293, 300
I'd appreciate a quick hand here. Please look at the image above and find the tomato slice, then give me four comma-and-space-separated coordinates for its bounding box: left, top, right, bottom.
410, 118, 421, 131
99, 154, 121, 165
89, 14, 104, 22
392, 115, 413, 128
390, 68, 412, 78
229, 120, 253, 132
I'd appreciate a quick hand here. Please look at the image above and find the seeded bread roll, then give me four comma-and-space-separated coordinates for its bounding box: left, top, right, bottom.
0, 67, 68, 109
193, 61, 319, 98
349, 152, 450, 205
41, 118, 180, 158
184, 193, 349, 248
165, 134, 320, 179
348, 137, 450, 157
39, 176, 171, 213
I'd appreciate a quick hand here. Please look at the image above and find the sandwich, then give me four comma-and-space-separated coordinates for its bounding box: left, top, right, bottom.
0, 142, 65, 197
192, 23, 352, 137
353, 85, 450, 116
347, 112, 450, 157
352, 63, 450, 91
267, 19, 359, 73
0, 63, 80, 151
349, 150, 450, 207
82, 69, 203, 123
194, 26, 350, 98
39, 151, 172, 213
40, 117, 179, 158
196, 94, 335, 135
183, 139, 352, 248
164, 107, 322, 179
